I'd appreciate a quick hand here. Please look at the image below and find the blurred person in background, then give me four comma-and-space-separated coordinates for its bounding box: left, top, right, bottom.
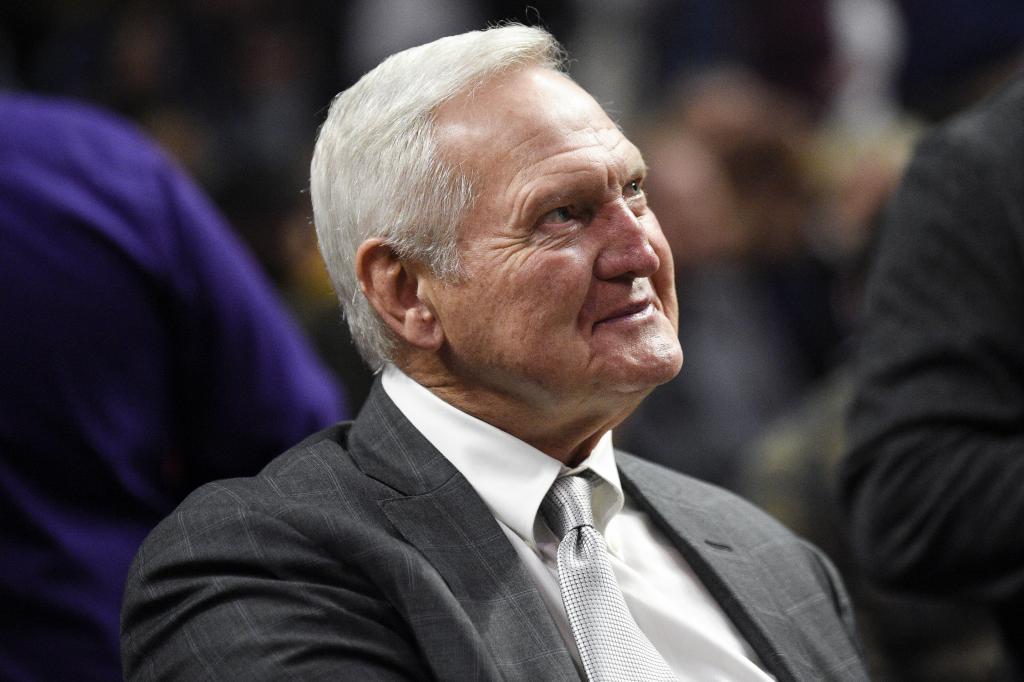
738, 128, 1013, 680
842, 67, 1024, 680
732, 3, 1024, 678
835, 2, 1024, 677
0, 93, 346, 681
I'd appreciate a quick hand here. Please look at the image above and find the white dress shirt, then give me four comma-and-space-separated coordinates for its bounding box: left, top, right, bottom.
382, 365, 774, 681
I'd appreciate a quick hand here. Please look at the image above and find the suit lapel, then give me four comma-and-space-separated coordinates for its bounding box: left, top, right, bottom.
348, 382, 578, 681
617, 453, 807, 682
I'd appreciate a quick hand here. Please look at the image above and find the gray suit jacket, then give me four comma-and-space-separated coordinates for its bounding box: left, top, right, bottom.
121, 383, 867, 680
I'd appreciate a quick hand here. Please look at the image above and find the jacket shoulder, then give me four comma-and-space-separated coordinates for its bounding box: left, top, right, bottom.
131, 421, 381, 576
617, 450, 801, 543
120, 421, 431, 679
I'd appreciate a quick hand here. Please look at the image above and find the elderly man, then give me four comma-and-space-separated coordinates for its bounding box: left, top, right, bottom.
121, 25, 866, 680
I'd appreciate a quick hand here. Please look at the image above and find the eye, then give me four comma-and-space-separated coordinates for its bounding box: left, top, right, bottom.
541, 206, 574, 224
624, 179, 644, 197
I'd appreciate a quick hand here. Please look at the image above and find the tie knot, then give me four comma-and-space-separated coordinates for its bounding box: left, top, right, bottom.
541, 473, 596, 540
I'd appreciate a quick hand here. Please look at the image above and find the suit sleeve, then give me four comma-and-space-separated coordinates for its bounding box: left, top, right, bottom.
841, 118, 1024, 602
121, 484, 429, 681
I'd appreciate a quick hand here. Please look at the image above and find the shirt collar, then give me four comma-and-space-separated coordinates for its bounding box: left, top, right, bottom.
381, 364, 624, 547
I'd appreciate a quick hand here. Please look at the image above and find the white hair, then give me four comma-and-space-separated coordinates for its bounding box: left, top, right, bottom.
310, 24, 564, 370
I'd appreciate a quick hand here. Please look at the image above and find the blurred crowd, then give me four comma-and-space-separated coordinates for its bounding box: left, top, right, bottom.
2, 0, 1024, 679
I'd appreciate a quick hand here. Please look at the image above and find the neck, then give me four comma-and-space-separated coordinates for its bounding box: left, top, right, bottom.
399, 357, 643, 466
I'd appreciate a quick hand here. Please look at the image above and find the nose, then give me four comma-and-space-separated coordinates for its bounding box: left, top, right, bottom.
593, 199, 661, 281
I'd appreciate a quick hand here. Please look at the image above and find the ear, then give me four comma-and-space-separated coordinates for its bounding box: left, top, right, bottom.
355, 238, 444, 351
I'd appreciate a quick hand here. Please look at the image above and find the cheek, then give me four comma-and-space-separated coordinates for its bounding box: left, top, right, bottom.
458, 248, 594, 343
527, 251, 593, 319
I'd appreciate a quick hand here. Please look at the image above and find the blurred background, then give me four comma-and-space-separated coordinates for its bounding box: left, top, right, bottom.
2, 0, 1023, 679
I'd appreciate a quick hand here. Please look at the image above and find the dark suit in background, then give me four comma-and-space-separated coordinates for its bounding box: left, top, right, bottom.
123, 382, 865, 680
843, 72, 1024, 673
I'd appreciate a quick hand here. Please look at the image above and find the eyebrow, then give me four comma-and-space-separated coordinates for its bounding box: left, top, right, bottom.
527, 169, 606, 211
623, 144, 649, 179
511, 139, 649, 221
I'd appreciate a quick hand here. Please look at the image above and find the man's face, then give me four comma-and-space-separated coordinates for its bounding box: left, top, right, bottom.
425, 67, 682, 421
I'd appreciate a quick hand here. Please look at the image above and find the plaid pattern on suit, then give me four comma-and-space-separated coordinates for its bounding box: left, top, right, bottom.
121, 381, 867, 680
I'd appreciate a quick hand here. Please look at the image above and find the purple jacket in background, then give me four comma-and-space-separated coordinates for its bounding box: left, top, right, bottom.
0, 93, 347, 681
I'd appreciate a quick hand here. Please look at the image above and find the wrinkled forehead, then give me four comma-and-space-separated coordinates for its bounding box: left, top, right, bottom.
433, 67, 640, 185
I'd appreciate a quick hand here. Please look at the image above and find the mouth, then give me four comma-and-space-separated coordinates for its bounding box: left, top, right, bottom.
594, 299, 655, 328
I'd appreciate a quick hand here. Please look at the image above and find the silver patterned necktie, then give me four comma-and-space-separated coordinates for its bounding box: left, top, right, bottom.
541, 473, 677, 681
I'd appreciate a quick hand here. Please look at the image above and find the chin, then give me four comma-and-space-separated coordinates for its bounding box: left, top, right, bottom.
605, 346, 683, 396
638, 335, 684, 382
639, 357, 683, 389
